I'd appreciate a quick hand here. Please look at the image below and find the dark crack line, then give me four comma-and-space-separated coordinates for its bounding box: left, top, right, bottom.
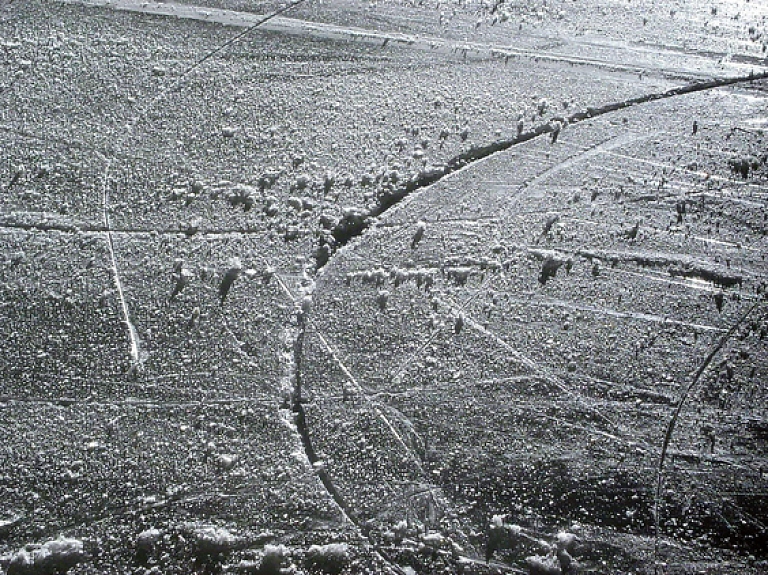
291, 322, 350, 518
282, 281, 475, 572
273, 274, 413, 573
290, 320, 410, 575
290, 291, 485, 563
0, 221, 291, 236
652, 300, 762, 571
315, 71, 768, 271
290, 314, 361, 529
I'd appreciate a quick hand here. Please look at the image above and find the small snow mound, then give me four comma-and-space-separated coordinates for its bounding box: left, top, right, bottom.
136, 528, 162, 550
555, 531, 579, 553
215, 453, 238, 470
8, 536, 85, 575
305, 543, 349, 574
393, 520, 409, 537
192, 526, 237, 556
376, 289, 390, 311
420, 533, 444, 549
525, 553, 561, 575
263, 544, 288, 559
135, 528, 162, 564
293, 174, 311, 190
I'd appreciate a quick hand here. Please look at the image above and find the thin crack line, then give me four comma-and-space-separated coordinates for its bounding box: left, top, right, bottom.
524, 131, 651, 191
551, 135, 768, 188
0, 121, 148, 165
273, 272, 299, 303
500, 141, 763, 193
477, 282, 727, 333
91, 0, 311, 372
434, 293, 644, 449
121, 0, 312, 139
652, 300, 761, 571
0, 222, 312, 236
607, 267, 758, 297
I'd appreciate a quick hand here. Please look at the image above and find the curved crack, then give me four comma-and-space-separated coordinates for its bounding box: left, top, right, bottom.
315, 71, 768, 271
653, 301, 762, 569
8, 2, 768, 569
295, 72, 768, 572
288, 302, 411, 575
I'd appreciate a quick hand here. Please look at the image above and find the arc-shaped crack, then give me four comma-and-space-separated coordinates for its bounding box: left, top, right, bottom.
653, 301, 762, 568
297, 72, 768, 570
7, 1, 768, 569
316, 70, 768, 271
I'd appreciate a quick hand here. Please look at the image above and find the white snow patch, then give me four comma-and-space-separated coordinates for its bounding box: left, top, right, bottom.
8, 536, 85, 574
136, 528, 162, 550
192, 525, 237, 555
305, 543, 349, 572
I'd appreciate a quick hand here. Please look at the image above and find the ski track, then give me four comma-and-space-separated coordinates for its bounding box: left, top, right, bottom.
312, 331, 428, 475
480, 291, 726, 333
522, 131, 651, 191
390, 274, 496, 384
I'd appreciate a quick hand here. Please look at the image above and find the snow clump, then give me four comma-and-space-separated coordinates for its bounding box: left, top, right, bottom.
305, 543, 349, 574
192, 525, 238, 556
7, 536, 85, 575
